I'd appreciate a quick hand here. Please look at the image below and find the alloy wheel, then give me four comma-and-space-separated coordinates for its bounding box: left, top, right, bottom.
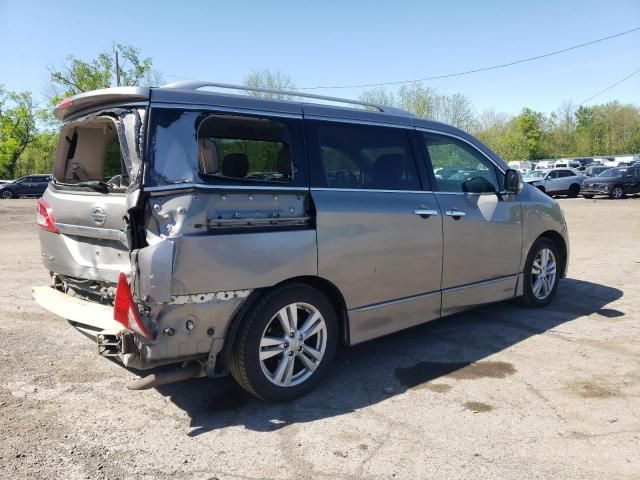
612, 187, 624, 199
259, 302, 327, 387
531, 248, 557, 301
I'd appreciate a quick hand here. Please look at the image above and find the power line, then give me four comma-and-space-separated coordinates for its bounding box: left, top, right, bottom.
578, 66, 640, 106
298, 26, 640, 90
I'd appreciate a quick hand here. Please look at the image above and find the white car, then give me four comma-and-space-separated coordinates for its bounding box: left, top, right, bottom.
524, 168, 582, 197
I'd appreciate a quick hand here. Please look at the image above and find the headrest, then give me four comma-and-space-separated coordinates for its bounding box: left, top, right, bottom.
221, 153, 249, 178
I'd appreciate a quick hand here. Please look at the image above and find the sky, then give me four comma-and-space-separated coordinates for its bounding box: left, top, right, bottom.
1, 0, 639, 116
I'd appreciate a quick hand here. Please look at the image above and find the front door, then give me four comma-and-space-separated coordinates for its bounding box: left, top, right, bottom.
418, 130, 523, 315
306, 119, 443, 344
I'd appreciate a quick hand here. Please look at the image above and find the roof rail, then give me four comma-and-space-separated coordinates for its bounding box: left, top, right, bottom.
160, 81, 413, 117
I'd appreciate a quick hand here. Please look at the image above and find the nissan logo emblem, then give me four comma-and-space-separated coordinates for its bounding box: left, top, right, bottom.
91, 207, 107, 226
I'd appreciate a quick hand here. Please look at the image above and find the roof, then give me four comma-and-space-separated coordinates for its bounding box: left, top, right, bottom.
52, 81, 507, 169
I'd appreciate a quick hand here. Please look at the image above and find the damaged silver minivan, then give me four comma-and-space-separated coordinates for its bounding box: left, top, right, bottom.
33, 82, 569, 401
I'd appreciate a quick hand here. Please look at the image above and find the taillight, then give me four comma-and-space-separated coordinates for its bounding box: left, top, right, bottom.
36, 198, 59, 233
114, 272, 154, 340
56, 97, 73, 110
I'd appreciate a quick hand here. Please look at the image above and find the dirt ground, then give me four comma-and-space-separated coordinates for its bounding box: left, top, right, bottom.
0, 197, 638, 480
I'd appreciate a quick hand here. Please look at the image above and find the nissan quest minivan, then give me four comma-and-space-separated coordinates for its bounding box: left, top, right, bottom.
33, 82, 569, 401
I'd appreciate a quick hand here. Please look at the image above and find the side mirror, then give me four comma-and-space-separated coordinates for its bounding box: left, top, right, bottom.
504, 169, 523, 195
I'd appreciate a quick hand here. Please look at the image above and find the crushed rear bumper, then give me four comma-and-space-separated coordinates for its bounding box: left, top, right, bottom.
32, 285, 140, 364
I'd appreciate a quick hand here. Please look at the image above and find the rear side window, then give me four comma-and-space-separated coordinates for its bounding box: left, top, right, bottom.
307, 120, 421, 190
148, 109, 307, 188
198, 115, 294, 183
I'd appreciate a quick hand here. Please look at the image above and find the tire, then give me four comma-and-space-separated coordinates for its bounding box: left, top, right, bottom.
520, 238, 561, 308
610, 186, 625, 200
0, 190, 14, 199
568, 184, 580, 198
230, 283, 338, 401
583, 194, 594, 199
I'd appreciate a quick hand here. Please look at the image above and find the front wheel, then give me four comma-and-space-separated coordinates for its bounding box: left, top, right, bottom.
1, 190, 14, 199
520, 238, 561, 308
230, 283, 338, 401
568, 184, 580, 198
610, 186, 625, 199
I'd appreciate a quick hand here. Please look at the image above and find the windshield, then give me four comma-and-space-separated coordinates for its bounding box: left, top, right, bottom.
597, 168, 625, 178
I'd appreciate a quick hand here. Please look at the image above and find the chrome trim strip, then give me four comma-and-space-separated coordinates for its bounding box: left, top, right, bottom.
442, 274, 519, 294
303, 114, 412, 129
415, 127, 506, 174
145, 183, 309, 195
350, 290, 440, 313
311, 187, 433, 194
150, 102, 302, 119
56, 223, 128, 243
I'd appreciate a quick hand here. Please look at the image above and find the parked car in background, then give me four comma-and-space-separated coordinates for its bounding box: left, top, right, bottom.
0, 175, 51, 199
554, 159, 581, 169
583, 165, 611, 178
31, 82, 569, 401
581, 167, 640, 199
524, 168, 582, 197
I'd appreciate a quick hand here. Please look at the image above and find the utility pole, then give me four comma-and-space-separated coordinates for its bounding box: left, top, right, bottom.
115, 50, 121, 87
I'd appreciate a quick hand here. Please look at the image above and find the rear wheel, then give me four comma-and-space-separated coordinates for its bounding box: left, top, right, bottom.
230, 283, 338, 401
520, 238, 561, 308
1, 190, 14, 199
568, 184, 580, 198
610, 186, 625, 199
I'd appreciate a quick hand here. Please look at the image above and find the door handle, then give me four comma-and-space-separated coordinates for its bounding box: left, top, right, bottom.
414, 209, 439, 217
445, 209, 466, 218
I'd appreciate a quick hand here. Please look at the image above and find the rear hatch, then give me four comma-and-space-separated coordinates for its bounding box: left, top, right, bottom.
38, 105, 147, 298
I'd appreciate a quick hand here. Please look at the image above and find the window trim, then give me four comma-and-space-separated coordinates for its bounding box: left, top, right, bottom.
416, 128, 505, 195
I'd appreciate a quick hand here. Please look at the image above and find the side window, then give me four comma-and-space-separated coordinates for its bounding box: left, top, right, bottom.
558, 170, 575, 178
547, 171, 559, 179
421, 133, 500, 193
307, 121, 421, 191
197, 114, 300, 184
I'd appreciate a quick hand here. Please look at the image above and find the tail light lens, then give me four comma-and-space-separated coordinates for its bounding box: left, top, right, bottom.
114, 272, 154, 340
36, 198, 59, 233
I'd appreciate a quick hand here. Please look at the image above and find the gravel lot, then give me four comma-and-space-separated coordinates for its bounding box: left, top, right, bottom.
0, 197, 639, 480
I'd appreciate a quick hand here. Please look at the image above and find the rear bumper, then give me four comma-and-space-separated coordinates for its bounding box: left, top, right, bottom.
32, 285, 142, 365
32, 285, 123, 335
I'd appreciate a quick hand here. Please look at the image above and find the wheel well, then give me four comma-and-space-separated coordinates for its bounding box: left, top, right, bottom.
283, 276, 350, 346
539, 230, 567, 276
213, 276, 350, 376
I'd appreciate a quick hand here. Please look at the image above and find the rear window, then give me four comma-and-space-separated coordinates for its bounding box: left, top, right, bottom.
53, 108, 145, 192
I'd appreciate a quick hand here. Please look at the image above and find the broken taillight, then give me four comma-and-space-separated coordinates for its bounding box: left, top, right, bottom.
114, 272, 154, 340
36, 198, 59, 233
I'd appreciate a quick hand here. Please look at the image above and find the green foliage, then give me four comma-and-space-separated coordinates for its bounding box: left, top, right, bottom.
48, 43, 157, 105
243, 69, 297, 100
0, 87, 40, 178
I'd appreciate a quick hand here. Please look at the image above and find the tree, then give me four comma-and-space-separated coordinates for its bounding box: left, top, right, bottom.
47, 43, 159, 104
0, 87, 38, 178
243, 69, 297, 100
